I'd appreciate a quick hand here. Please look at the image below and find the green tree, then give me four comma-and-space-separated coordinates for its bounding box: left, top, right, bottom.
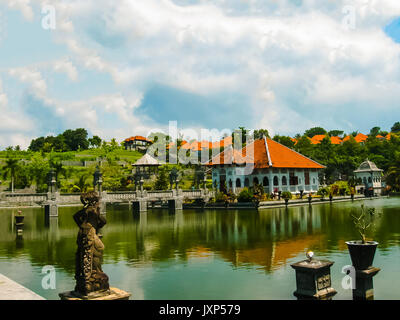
154, 167, 169, 190
2, 157, 20, 193
28, 154, 50, 192
369, 126, 381, 137
253, 129, 270, 140
62, 128, 89, 151
304, 127, 327, 138
391, 122, 400, 133
328, 130, 344, 137
273, 135, 295, 148
88, 135, 102, 148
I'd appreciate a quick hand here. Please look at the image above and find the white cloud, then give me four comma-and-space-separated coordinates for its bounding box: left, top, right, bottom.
53, 59, 78, 81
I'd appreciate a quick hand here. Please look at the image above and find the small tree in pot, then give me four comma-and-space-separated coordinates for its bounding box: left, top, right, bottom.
346, 205, 379, 270
281, 191, 292, 206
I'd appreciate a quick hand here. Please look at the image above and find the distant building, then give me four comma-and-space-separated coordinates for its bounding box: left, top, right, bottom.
342, 133, 368, 145
124, 136, 152, 151
354, 160, 383, 196
206, 137, 325, 194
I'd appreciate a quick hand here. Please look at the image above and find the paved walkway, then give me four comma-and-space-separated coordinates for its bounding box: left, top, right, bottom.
0, 274, 45, 300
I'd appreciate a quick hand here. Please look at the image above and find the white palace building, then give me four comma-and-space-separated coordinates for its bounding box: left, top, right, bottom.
207, 137, 325, 194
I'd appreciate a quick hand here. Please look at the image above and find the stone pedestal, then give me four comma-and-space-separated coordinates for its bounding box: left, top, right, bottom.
59, 288, 131, 300
45, 201, 59, 217
291, 259, 337, 300
353, 267, 380, 300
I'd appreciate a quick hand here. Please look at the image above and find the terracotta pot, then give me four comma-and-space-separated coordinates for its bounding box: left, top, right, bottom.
346, 241, 378, 270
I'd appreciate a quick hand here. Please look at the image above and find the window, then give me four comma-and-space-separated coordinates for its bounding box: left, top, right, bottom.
244, 178, 249, 187
236, 178, 241, 188
282, 176, 287, 185
253, 177, 259, 186
229, 179, 233, 188
305, 171, 310, 185
263, 177, 269, 186
289, 171, 298, 185
273, 176, 279, 186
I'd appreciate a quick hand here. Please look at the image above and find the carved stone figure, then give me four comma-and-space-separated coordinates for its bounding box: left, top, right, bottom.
73, 191, 109, 297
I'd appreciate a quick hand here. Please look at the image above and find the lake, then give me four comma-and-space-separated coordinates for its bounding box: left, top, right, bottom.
0, 197, 399, 300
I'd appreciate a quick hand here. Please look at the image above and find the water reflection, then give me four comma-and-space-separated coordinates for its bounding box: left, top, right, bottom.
0, 197, 399, 299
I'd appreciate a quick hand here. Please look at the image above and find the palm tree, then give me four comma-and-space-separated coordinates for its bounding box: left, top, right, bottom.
2, 158, 20, 193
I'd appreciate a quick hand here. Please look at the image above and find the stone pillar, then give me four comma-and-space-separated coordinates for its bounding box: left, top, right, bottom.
168, 198, 183, 211
352, 268, 380, 300
132, 200, 147, 213
291, 258, 337, 300
45, 201, 59, 217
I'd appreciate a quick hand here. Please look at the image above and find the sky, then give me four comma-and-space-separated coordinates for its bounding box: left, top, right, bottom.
1, 0, 400, 149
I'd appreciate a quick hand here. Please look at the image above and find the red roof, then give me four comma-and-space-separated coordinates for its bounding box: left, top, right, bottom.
207, 138, 325, 169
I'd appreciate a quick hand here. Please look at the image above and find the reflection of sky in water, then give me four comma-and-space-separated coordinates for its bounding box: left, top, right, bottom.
0, 197, 399, 300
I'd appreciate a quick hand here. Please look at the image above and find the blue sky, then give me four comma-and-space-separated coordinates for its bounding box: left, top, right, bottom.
1, 1, 400, 149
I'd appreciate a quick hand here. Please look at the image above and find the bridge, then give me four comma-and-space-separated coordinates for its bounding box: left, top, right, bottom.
0, 188, 214, 216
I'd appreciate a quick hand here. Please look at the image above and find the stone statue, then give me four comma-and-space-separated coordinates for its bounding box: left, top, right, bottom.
73, 191, 109, 297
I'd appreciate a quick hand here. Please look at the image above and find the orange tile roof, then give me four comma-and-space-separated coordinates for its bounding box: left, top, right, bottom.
330, 136, 342, 144
309, 135, 342, 145
124, 135, 152, 143
376, 134, 384, 139
207, 138, 325, 169
342, 133, 368, 143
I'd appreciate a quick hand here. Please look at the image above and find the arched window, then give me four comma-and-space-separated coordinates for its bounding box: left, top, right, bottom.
244, 178, 249, 187
236, 178, 241, 188
253, 177, 259, 186
363, 177, 367, 184
282, 176, 287, 185
229, 179, 233, 188
273, 176, 279, 186
263, 177, 269, 186
368, 177, 372, 183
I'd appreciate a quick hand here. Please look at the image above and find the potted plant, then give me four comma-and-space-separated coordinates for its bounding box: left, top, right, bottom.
14, 210, 25, 225
308, 193, 312, 204
346, 205, 379, 270
281, 191, 292, 206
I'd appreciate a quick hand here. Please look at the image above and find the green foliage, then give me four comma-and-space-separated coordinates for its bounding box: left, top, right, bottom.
154, 166, 169, 190
304, 127, 327, 138
351, 205, 376, 243
317, 187, 330, 197
391, 122, 400, 133
273, 135, 295, 148
281, 191, 292, 200
237, 187, 253, 202
253, 129, 270, 140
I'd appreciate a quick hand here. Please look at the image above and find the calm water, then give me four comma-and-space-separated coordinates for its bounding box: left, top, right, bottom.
0, 197, 400, 300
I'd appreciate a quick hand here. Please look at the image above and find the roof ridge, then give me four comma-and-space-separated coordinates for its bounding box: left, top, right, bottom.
267, 138, 326, 168
263, 136, 273, 167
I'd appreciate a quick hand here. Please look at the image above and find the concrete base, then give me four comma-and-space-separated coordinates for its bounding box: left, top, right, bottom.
59, 287, 131, 300
0, 273, 45, 300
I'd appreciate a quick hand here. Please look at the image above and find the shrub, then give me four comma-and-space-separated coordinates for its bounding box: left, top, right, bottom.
281, 191, 292, 200
237, 188, 254, 202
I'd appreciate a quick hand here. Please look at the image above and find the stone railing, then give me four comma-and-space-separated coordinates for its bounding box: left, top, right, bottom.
3, 193, 47, 203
